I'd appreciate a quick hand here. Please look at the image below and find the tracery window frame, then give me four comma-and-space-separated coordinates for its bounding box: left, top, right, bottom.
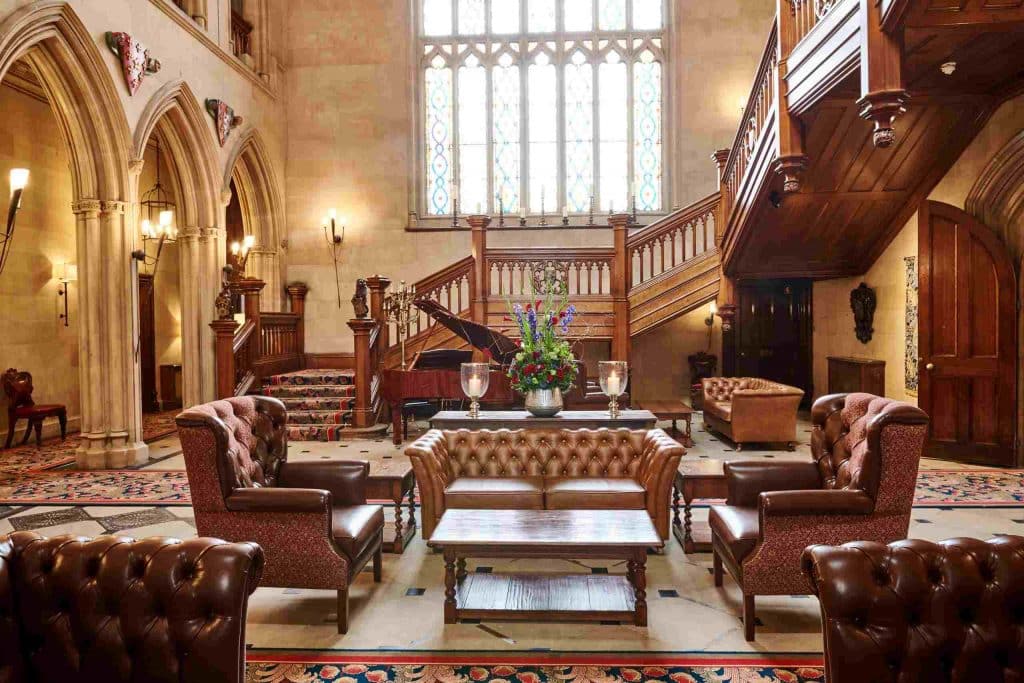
411, 0, 670, 226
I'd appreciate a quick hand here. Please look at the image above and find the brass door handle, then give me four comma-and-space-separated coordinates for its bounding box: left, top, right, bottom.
925, 363, 935, 370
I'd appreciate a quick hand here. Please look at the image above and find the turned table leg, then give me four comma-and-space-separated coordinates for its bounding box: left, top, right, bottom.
672, 485, 682, 531
456, 557, 468, 582
629, 551, 648, 627
682, 414, 694, 448
683, 486, 696, 555
443, 550, 458, 624
391, 481, 405, 554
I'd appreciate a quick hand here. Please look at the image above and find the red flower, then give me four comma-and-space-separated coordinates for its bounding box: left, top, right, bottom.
535, 299, 542, 310
533, 351, 541, 360
525, 303, 532, 311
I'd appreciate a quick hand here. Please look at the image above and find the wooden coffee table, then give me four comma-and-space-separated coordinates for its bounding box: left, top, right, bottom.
672, 460, 728, 553
640, 401, 695, 447
427, 509, 662, 626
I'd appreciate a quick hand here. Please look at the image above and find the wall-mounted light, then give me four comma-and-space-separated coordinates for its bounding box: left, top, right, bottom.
323, 209, 345, 308
54, 262, 77, 327
230, 234, 256, 277
0, 168, 29, 277
704, 300, 718, 349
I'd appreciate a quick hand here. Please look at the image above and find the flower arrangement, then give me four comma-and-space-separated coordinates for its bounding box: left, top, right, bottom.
505, 275, 579, 394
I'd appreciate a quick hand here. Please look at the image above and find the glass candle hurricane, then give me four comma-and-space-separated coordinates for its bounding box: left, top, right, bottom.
461, 362, 491, 418
598, 360, 628, 418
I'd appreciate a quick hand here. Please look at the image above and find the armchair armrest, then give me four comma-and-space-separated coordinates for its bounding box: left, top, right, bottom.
761, 489, 874, 517
725, 460, 821, 507
639, 428, 686, 540
224, 487, 330, 513
406, 430, 452, 540
277, 460, 369, 506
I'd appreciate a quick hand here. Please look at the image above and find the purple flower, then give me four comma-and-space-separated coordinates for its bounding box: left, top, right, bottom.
527, 306, 539, 340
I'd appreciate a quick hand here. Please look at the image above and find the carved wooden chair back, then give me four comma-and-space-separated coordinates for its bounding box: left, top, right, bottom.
1, 368, 35, 410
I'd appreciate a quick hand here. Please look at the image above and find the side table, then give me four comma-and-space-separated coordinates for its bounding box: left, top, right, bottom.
639, 401, 695, 447
672, 460, 728, 553
366, 458, 417, 554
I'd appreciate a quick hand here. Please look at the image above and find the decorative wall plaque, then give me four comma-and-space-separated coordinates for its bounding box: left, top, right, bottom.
205, 99, 243, 147
105, 32, 161, 96
850, 282, 877, 344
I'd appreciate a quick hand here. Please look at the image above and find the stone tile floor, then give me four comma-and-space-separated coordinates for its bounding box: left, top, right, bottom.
0, 415, 1010, 654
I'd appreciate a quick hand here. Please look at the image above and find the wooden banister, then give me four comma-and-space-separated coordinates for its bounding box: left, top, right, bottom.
626, 193, 720, 289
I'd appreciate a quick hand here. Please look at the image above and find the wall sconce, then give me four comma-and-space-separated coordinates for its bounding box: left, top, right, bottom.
131, 210, 178, 275
323, 208, 345, 308
705, 300, 717, 349
55, 262, 77, 327
0, 168, 29, 278
230, 234, 256, 277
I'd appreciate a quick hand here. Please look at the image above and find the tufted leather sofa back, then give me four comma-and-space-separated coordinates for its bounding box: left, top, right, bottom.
0, 532, 263, 683
442, 428, 650, 479
803, 536, 1024, 683
176, 396, 289, 512
701, 377, 801, 403
810, 393, 928, 509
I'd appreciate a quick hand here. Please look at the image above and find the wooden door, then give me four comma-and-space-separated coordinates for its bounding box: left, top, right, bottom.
138, 273, 159, 414
734, 279, 814, 401
919, 201, 1016, 466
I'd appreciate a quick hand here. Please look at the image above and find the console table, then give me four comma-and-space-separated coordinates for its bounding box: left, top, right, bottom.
429, 409, 657, 431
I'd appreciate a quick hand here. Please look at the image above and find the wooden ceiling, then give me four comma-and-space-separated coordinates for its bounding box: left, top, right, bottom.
727, 6, 1024, 280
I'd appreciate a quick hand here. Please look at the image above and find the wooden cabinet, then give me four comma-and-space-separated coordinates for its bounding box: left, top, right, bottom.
159, 364, 183, 410
827, 357, 885, 396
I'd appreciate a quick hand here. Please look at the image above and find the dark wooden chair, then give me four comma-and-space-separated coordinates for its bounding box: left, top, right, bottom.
2, 368, 67, 448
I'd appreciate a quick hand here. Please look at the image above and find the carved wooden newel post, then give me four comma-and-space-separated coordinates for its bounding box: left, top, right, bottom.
211, 318, 239, 399
468, 215, 491, 324
348, 318, 376, 428
286, 282, 309, 363
610, 213, 632, 362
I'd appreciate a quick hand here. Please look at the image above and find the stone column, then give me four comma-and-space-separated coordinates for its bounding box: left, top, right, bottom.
198, 226, 223, 403
177, 226, 205, 407
73, 199, 149, 469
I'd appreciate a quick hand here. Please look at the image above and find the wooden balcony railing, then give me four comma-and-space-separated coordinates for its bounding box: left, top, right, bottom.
211, 280, 308, 399
230, 9, 253, 60
486, 248, 615, 298
626, 193, 720, 288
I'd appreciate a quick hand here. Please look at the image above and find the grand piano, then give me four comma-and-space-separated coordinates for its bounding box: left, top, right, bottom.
379, 300, 583, 444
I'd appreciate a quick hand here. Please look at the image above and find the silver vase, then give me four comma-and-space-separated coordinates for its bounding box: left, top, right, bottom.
525, 388, 563, 417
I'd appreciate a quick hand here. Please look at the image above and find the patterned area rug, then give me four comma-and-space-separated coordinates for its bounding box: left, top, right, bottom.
143, 409, 179, 443
0, 437, 79, 473
0, 467, 1021, 509
0, 470, 190, 506
244, 655, 825, 683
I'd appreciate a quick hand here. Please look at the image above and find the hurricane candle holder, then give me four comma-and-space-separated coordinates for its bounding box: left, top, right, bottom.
461, 362, 490, 418
599, 360, 628, 418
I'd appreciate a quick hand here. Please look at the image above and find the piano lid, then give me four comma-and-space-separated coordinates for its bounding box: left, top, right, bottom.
414, 299, 520, 366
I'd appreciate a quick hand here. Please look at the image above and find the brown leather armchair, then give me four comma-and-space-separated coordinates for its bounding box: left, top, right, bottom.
802, 536, 1024, 682
709, 392, 929, 640
701, 377, 804, 450
0, 532, 263, 682
176, 396, 384, 633
407, 428, 684, 541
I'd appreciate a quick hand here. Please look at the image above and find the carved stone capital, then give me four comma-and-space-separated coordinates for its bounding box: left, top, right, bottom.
129, 158, 145, 177
100, 200, 127, 215
221, 187, 233, 206
857, 90, 909, 149
71, 199, 102, 216
178, 225, 202, 240
772, 155, 809, 194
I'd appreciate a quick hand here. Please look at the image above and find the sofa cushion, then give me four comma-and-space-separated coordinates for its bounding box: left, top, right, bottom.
332, 504, 384, 561
445, 477, 545, 509
704, 400, 732, 422
544, 477, 646, 509
709, 504, 760, 564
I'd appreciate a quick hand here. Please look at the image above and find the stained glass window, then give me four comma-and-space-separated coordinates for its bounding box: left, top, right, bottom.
424, 55, 454, 215
634, 49, 662, 212
420, 0, 665, 218
458, 0, 485, 34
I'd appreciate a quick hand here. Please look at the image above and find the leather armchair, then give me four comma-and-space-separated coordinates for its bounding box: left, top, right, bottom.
176, 396, 384, 633
407, 428, 684, 541
701, 377, 804, 450
709, 392, 929, 640
802, 536, 1024, 682
0, 532, 263, 682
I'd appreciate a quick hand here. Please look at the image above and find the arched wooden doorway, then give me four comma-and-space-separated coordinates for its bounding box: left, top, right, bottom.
919, 201, 1017, 466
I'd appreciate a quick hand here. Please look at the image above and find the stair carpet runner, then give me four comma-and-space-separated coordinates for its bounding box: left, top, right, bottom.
261, 369, 356, 441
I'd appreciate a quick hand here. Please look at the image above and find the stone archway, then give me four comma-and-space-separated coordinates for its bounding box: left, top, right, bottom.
224, 127, 285, 310
0, 1, 145, 468
134, 79, 223, 405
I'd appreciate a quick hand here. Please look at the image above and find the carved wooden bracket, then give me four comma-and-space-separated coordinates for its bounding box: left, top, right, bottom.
105, 32, 161, 96
773, 154, 809, 194
857, 89, 909, 148
716, 303, 738, 333
205, 99, 244, 147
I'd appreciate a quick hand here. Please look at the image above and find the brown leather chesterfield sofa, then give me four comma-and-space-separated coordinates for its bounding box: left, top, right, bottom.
176, 396, 384, 633
803, 536, 1024, 682
407, 428, 685, 541
709, 392, 929, 640
701, 377, 804, 450
0, 532, 263, 682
